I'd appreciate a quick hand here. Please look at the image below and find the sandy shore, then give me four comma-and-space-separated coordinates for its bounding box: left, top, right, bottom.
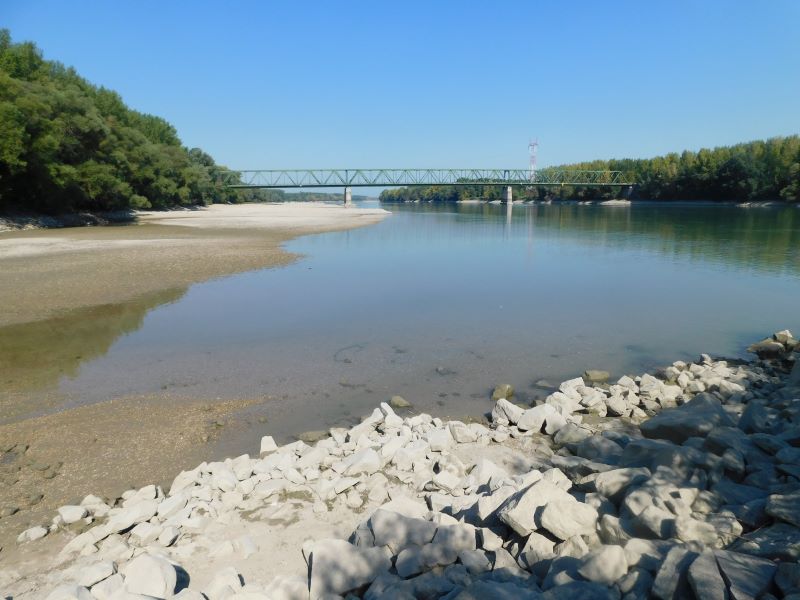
0, 203, 387, 554
0, 203, 387, 327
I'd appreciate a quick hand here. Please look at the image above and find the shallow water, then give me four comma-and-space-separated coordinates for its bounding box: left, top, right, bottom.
4, 202, 800, 440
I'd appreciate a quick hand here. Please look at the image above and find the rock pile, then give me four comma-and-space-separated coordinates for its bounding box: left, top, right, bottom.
10, 331, 800, 599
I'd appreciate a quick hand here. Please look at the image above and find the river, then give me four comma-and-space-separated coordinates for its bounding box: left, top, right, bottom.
3, 202, 800, 447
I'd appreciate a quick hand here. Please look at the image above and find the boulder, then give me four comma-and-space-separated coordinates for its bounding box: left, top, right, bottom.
497, 479, 569, 536
766, 491, 800, 527
687, 550, 726, 600
307, 539, 391, 598
78, 561, 116, 588
577, 544, 627, 586
641, 393, 734, 444
122, 553, 177, 598
369, 508, 437, 551
732, 522, 800, 561
652, 545, 698, 600
492, 398, 524, 425
448, 421, 477, 443
593, 468, 650, 502
539, 500, 599, 541
715, 549, 777, 600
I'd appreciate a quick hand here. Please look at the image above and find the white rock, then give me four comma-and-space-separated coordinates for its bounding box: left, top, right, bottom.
448, 421, 478, 443
204, 566, 243, 600
45, 584, 93, 600
491, 399, 524, 425
578, 544, 627, 585
89, 573, 124, 600
307, 539, 391, 598
498, 479, 569, 536
17, 525, 48, 543
539, 499, 599, 540
332, 448, 381, 476
426, 428, 454, 452
129, 522, 163, 546
58, 505, 89, 524
122, 553, 177, 598
158, 525, 180, 547
77, 561, 116, 588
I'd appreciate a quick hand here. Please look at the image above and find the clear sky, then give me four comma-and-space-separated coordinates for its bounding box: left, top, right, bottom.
3, 0, 799, 170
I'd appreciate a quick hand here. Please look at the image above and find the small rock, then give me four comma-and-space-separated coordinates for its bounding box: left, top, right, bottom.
715, 549, 777, 600
17, 525, 48, 543
766, 491, 800, 527
57, 505, 88, 524
652, 545, 697, 600
583, 370, 610, 384
390, 395, 411, 408
492, 383, 515, 401
297, 430, 329, 443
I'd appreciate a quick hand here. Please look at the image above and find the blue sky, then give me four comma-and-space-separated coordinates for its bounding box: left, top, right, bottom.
3, 0, 799, 170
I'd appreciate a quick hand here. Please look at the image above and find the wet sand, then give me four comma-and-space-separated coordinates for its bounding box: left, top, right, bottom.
0, 203, 387, 551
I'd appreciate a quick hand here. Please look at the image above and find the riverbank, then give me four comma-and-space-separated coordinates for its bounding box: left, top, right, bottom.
1, 331, 798, 599
0, 203, 388, 327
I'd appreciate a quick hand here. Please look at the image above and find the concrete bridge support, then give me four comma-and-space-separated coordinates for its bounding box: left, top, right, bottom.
505, 185, 513, 204
344, 186, 352, 207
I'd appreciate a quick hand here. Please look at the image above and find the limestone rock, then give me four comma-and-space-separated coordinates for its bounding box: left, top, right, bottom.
77, 561, 116, 588
715, 549, 777, 600
492, 398, 523, 425
369, 508, 437, 551
390, 395, 411, 408
686, 549, 726, 600
57, 505, 88, 524
641, 393, 734, 443
766, 491, 800, 527
17, 525, 48, 543
44, 585, 93, 600
497, 479, 568, 536
122, 553, 177, 598
260, 435, 278, 454
652, 545, 697, 600
539, 500, 599, 540
308, 538, 391, 598
492, 383, 515, 401
577, 544, 627, 586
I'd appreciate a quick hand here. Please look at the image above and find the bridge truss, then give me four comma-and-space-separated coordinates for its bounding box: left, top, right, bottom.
221, 169, 633, 188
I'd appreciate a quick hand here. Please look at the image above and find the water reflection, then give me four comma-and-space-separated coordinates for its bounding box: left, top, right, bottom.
0, 287, 185, 418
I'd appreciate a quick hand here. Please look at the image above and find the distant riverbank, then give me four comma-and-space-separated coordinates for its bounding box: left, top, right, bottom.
0, 203, 388, 327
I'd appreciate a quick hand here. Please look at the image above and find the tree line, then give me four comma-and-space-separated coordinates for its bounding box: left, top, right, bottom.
380, 136, 800, 204
0, 31, 353, 214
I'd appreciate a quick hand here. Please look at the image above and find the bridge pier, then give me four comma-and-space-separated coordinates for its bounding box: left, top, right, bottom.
344, 186, 352, 207
505, 185, 513, 204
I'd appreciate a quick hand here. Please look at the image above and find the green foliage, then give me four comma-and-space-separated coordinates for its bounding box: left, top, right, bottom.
0, 30, 244, 213
380, 137, 800, 204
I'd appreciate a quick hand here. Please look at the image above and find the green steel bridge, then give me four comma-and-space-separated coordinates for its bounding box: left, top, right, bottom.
221, 168, 634, 204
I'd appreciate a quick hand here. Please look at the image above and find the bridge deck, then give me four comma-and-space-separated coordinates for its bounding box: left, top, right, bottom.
222, 169, 633, 188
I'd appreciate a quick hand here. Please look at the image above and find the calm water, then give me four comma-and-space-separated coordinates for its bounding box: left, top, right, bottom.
4, 203, 800, 440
